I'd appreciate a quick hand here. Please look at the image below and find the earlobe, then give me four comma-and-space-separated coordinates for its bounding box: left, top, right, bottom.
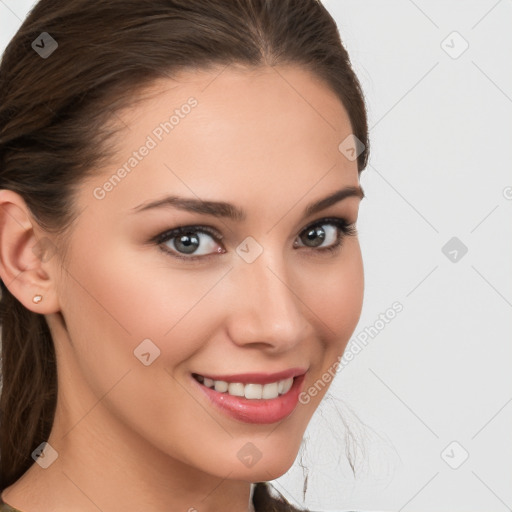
0, 189, 60, 314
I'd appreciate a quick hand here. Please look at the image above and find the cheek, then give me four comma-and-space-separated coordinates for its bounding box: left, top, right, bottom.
56, 242, 228, 444
298, 240, 364, 406
306, 239, 364, 347
61, 241, 226, 356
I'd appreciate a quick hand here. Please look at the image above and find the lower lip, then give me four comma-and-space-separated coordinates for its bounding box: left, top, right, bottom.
191, 374, 306, 424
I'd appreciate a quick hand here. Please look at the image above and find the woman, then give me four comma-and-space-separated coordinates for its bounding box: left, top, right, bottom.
0, 0, 369, 510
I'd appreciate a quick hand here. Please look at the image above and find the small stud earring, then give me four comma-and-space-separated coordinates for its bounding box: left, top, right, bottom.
32, 294, 43, 304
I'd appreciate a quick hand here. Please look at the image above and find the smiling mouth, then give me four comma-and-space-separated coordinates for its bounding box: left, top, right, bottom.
192, 373, 295, 400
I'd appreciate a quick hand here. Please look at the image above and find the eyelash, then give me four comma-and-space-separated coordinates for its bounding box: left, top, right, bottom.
152, 217, 357, 262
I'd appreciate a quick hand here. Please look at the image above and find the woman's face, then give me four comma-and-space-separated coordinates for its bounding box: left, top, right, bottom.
48, 64, 364, 482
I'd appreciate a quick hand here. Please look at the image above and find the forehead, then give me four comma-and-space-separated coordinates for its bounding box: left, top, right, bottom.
82, 64, 359, 216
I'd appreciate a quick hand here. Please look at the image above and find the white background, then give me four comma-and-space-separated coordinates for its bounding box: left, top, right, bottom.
1, 1, 511, 511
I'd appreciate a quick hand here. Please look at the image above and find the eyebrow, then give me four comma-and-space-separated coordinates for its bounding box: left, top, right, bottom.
131, 185, 364, 221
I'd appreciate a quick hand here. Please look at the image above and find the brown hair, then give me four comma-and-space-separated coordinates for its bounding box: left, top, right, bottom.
0, 0, 369, 509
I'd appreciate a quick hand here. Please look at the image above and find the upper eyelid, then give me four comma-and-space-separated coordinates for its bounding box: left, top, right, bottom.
156, 216, 351, 241
154, 223, 222, 244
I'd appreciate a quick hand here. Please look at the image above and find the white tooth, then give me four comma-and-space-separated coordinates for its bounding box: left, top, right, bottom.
214, 380, 228, 392
262, 382, 279, 399
202, 376, 289, 399
244, 383, 263, 399
281, 378, 293, 394
228, 382, 245, 397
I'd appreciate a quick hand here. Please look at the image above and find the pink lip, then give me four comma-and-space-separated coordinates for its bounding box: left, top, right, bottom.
193, 367, 306, 384
191, 372, 307, 424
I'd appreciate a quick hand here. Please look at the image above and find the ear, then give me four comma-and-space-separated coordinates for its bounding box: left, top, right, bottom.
0, 189, 61, 314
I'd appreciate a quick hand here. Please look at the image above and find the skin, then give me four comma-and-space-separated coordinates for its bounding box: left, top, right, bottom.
0, 64, 364, 512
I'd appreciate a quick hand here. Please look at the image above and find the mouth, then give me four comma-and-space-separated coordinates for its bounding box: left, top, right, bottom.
190, 369, 307, 424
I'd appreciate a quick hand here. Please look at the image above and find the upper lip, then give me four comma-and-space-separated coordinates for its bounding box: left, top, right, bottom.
193, 367, 307, 385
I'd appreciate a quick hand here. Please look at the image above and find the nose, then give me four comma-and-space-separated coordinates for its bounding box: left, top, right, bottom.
224, 247, 310, 352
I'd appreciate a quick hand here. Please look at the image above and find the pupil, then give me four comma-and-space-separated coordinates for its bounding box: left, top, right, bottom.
176, 233, 199, 253
304, 226, 325, 247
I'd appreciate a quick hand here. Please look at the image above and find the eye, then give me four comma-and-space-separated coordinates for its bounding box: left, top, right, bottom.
155, 225, 224, 261
294, 217, 357, 254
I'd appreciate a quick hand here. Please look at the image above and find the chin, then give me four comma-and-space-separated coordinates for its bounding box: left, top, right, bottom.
228, 447, 299, 483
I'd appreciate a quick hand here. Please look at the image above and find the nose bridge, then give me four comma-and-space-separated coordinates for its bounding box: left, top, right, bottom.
226, 244, 308, 348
